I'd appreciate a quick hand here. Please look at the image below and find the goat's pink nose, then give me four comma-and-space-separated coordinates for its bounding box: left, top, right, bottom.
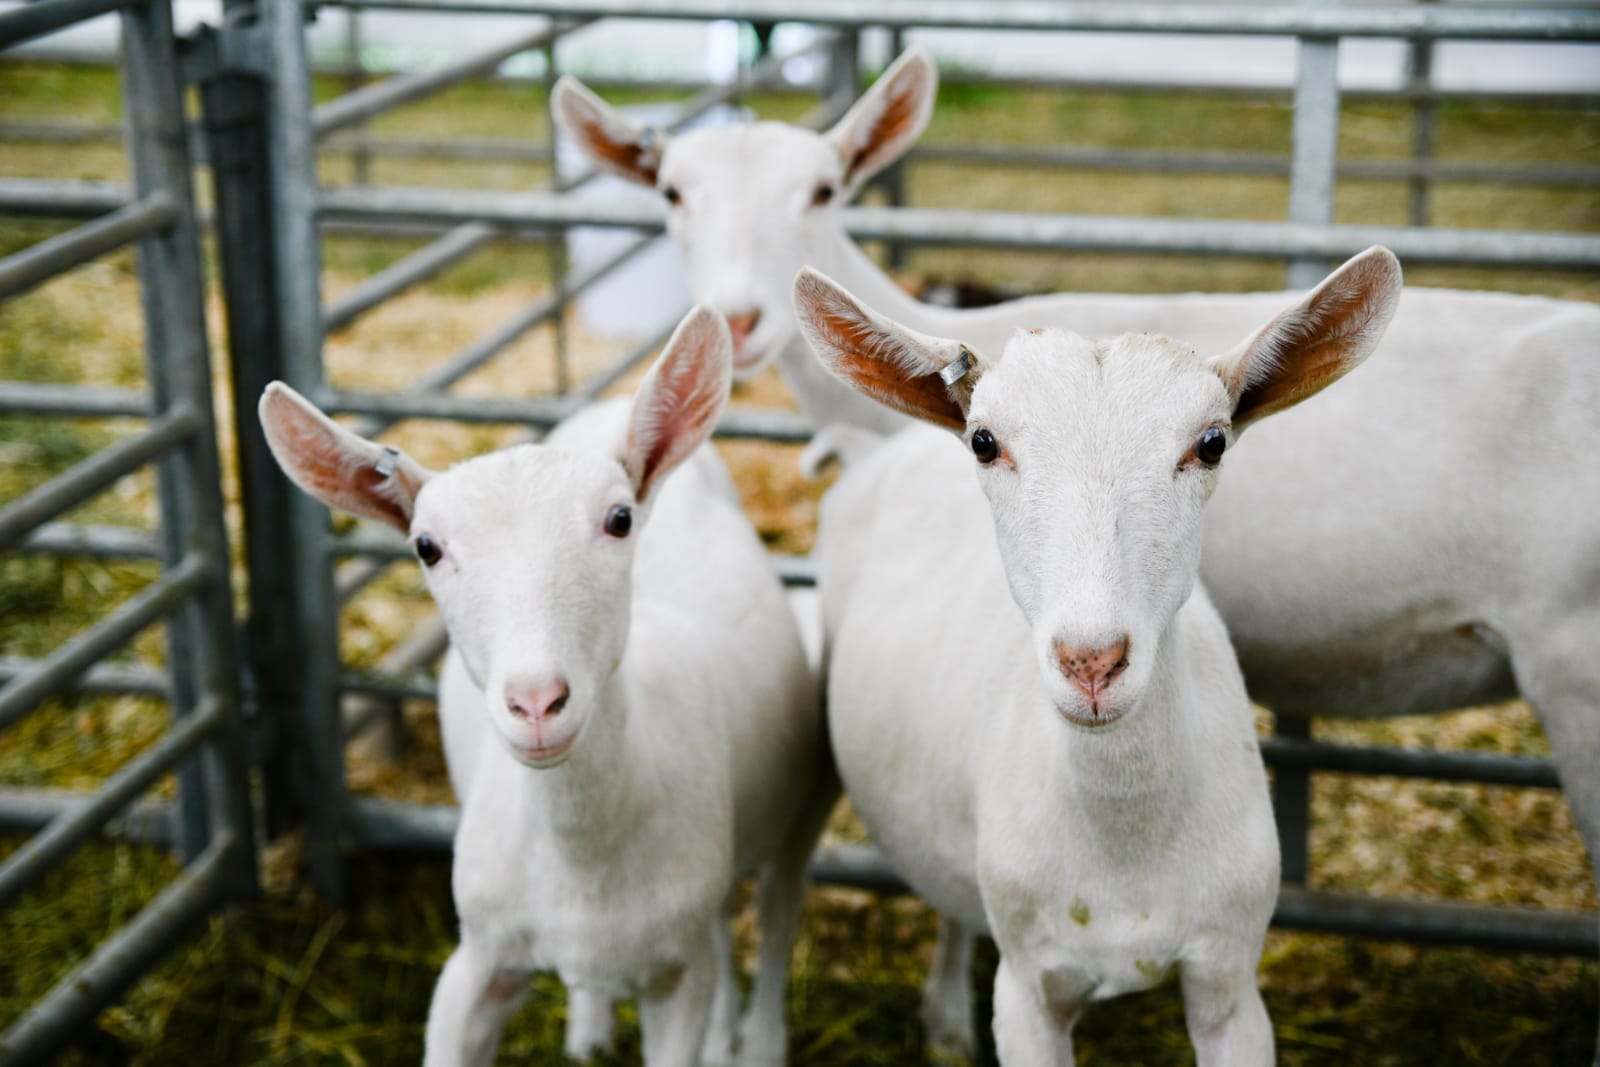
725, 309, 761, 350
1054, 638, 1130, 700
505, 678, 570, 721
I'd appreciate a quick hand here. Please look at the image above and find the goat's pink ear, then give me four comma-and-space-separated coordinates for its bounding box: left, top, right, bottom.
258, 382, 434, 532
793, 267, 984, 432
619, 306, 732, 504
826, 47, 938, 195
1210, 246, 1403, 433
551, 75, 665, 187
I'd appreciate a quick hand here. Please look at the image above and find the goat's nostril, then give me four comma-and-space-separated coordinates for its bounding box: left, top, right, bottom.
725, 310, 761, 345
547, 689, 569, 716
504, 679, 571, 721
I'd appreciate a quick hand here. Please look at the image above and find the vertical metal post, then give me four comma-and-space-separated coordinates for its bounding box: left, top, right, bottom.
881, 26, 909, 270
1406, 26, 1436, 227
1285, 16, 1341, 290
344, 8, 372, 185
1273, 713, 1313, 884
264, 0, 347, 901
195, 3, 299, 845
823, 25, 860, 118
119, 0, 257, 896
543, 39, 570, 396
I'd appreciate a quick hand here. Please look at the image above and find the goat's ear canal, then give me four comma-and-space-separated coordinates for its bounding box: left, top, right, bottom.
257, 382, 434, 533
826, 47, 938, 196
793, 267, 985, 432
550, 75, 666, 187
620, 305, 733, 504
1210, 245, 1403, 434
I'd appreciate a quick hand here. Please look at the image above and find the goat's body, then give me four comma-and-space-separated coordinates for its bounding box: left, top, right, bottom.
820, 425, 1278, 1061
435, 398, 825, 1064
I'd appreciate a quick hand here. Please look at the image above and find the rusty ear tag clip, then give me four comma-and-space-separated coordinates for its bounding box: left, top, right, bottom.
939, 347, 974, 386
374, 446, 399, 479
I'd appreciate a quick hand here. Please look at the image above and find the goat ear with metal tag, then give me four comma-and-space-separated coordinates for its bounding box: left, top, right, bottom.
793, 267, 986, 432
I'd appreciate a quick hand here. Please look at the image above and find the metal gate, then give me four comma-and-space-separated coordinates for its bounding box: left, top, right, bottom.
1, 0, 1598, 1060
0, 0, 258, 1059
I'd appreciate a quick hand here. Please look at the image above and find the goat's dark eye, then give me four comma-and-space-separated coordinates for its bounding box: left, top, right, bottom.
414, 534, 442, 567
971, 427, 999, 465
1196, 427, 1227, 467
662, 186, 681, 206
811, 183, 835, 207
604, 504, 632, 538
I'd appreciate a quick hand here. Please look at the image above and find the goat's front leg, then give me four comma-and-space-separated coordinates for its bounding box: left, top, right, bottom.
1180, 959, 1274, 1067
638, 932, 717, 1067
921, 918, 977, 1059
563, 987, 615, 1061
423, 939, 527, 1067
991, 956, 1081, 1067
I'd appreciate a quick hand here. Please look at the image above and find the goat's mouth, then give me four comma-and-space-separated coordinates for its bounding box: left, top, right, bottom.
730, 340, 770, 375
1052, 699, 1128, 730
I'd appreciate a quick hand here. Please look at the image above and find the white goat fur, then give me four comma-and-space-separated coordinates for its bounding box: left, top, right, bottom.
797, 249, 1405, 1063
558, 52, 1600, 1058
258, 308, 828, 1067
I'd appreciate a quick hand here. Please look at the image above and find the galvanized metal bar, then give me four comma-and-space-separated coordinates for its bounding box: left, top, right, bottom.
0, 192, 176, 301
195, 31, 303, 847
0, 655, 167, 697
323, 386, 815, 440
1262, 736, 1559, 789
0, 787, 173, 844
0, 177, 130, 217
324, 222, 498, 333
0, 553, 208, 732
0, 405, 198, 552
1407, 22, 1437, 226
565, 314, 676, 402
0, 381, 152, 418
907, 143, 1600, 188
312, 20, 583, 137
1275, 886, 1598, 958
265, 0, 350, 900
14, 522, 158, 559
0, 833, 237, 1064
309, 1, 1600, 41
1286, 26, 1341, 289
0, 697, 227, 909
0, 0, 131, 50
1273, 713, 1313, 884
318, 186, 1600, 269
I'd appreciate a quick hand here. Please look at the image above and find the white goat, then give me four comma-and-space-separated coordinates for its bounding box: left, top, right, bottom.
794, 247, 1404, 1064
557, 50, 1600, 1057
258, 307, 830, 1067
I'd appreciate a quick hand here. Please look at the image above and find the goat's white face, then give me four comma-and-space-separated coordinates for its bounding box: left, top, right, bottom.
553, 48, 938, 377
964, 332, 1233, 726
654, 123, 845, 374
794, 247, 1404, 731
409, 447, 640, 766
257, 307, 734, 767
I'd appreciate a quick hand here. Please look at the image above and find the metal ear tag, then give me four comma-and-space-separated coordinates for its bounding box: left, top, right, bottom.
374, 446, 399, 479
939, 348, 974, 386
636, 127, 660, 154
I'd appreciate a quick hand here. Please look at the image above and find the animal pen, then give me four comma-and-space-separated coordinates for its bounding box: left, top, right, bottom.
1, 0, 1598, 1061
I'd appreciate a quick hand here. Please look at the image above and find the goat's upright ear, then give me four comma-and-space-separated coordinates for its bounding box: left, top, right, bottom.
826, 47, 938, 197
258, 382, 434, 532
1210, 246, 1403, 434
551, 75, 666, 187
794, 267, 986, 432
619, 305, 732, 504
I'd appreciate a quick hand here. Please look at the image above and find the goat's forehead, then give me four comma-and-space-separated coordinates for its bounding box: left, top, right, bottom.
975, 329, 1228, 428
663, 122, 836, 186
411, 445, 628, 534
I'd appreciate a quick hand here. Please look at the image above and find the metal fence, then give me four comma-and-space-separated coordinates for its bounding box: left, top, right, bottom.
0, 0, 258, 1060
1, 0, 1598, 1059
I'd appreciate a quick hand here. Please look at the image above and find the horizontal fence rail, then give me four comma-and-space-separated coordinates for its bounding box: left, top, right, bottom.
312, 1, 1600, 42
317, 186, 1600, 270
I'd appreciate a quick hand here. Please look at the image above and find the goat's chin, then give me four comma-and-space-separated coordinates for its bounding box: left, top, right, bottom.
496, 720, 583, 769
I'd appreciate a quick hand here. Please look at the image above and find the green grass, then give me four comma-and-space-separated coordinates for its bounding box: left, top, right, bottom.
1, 56, 1596, 1065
